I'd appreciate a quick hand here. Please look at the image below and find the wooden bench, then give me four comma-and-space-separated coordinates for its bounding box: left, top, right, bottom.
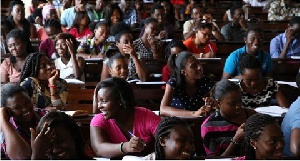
272, 58, 300, 81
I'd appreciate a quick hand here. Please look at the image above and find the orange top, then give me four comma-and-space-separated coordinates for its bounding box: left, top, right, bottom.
183, 36, 218, 55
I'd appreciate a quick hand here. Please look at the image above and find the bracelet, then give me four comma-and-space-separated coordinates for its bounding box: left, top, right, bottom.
48, 84, 57, 88
120, 142, 126, 154
199, 53, 203, 58
230, 138, 240, 145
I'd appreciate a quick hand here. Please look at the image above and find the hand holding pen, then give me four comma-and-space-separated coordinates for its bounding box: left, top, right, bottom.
122, 131, 145, 153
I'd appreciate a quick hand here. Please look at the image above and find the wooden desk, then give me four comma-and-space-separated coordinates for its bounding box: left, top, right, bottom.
84, 59, 103, 82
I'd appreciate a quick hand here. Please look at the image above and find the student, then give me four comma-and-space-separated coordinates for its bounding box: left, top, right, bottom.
244, 113, 285, 159
101, 22, 148, 82
0, 19, 14, 59
162, 40, 187, 83
122, 0, 140, 29
69, 11, 92, 40
134, 17, 163, 60
90, 77, 161, 158
238, 54, 289, 108
183, 22, 217, 58
107, 52, 129, 80
143, 116, 195, 160
281, 72, 300, 157
1, 29, 30, 83
19, 52, 67, 111
201, 79, 256, 156
30, 111, 90, 159
105, 3, 123, 42
160, 51, 215, 117
222, 27, 272, 79
93, 0, 106, 21
39, 19, 62, 59
0, 84, 45, 159
54, 33, 85, 80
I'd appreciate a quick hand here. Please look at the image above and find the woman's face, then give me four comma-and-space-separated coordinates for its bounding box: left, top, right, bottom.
48, 125, 77, 159
97, 87, 121, 120
7, 37, 26, 57
152, 8, 165, 24
45, 26, 60, 41
182, 56, 204, 80
116, 33, 133, 54
6, 91, 34, 123
161, 125, 195, 160
46, 9, 58, 20
110, 9, 121, 25
38, 55, 55, 80
245, 31, 263, 55
94, 25, 109, 45
109, 58, 129, 79
80, 13, 90, 26
219, 89, 243, 119
242, 68, 262, 89
55, 38, 68, 57
196, 28, 212, 45
251, 123, 284, 160
145, 22, 158, 37
11, 4, 25, 22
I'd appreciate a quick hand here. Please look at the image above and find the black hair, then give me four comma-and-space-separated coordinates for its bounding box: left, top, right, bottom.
191, 4, 205, 12
44, 19, 62, 30
239, 54, 262, 75
198, 22, 212, 30
289, 16, 300, 26
36, 111, 87, 159
71, 11, 90, 29
158, 0, 175, 24
166, 40, 187, 65
110, 22, 131, 42
6, 29, 28, 64
94, 21, 109, 31
31, 8, 43, 21
151, 4, 164, 14
244, 27, 263, 38
94, 77, 136, 109
1, 18, 14, 32
244, 113, 276, 160
155, 116, 192, 160
107, 52, 127, 68
168, 51, 194, 87
1, 84, 28, 107
19, 52, 45, 84
9, 0, 25, 15
230, 5, 242, 18
105, 3, 123, 26
210, 79, 240, 101
54, 33, 78, 57
144, 17, 158, 25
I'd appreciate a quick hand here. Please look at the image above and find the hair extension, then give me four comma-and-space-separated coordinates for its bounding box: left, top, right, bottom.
239, 54, 262, 75
44, 19, 62, 30
19, 52, 44, 84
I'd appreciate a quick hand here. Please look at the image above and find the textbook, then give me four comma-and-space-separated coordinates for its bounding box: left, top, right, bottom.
255, 106, 288, 117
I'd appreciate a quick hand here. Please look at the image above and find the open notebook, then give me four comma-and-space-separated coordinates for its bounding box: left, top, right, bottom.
255, 106, 288, 117
64, 110, 89, 117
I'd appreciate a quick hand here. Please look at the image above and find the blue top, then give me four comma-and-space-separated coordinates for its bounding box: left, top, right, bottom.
281, 96, 300, 156
123, 8, 139, 26
60, 6, 95, 28
223, 46, 272, 76
167, 76, 214, 111
270, 33, 300, 58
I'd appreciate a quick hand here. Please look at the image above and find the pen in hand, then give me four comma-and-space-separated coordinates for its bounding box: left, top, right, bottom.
128, 131, 146, 147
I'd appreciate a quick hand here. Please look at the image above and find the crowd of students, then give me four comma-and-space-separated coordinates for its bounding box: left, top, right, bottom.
1, 0, 300, 160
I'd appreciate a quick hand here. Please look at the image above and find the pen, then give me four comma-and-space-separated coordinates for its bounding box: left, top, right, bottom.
208, 44, 214, 53
128, 131, 146, 147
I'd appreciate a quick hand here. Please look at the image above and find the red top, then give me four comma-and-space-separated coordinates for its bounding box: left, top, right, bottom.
183, 36, 218, 55
69, 27, 92, 39
170, 0, 185, 5
161, 65, 171, 89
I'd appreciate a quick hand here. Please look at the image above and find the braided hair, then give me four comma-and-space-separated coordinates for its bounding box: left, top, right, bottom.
243, 113, 275, 159
155, 116, 191, 159
239, 54, 262, 75
19, 52, 44, 84
44, 19, 62, 30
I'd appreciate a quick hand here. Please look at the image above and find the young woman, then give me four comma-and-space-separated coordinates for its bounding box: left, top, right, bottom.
244, 113, 285, 159
39, 19, 62, 59
54, 33, 85, 80
0, 84, 45, 159
143, 116, 195, 160
105, 3, 123, 42
160, 51, 215, 117
201, 80, 256, 156
90, 77, 161, 158
183, 22, 217, 58
8, 0, 37, 39
101, 22, 148, 82
238, 54, 289, 108
107, 52, 129, 80
134, 17, 163, 60
19, 52, 67, 111
30, 111, 90, 159
1, 29, 29, 83
69, 11, 92, 40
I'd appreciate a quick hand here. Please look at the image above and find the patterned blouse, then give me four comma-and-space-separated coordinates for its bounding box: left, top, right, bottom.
133, 38, 162, 60
167, 76, 214, 111
239, 78, 279, 109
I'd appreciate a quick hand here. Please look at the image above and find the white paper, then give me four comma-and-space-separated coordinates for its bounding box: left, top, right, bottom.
136, 81, 166, 85
65, 79, 85, 84
291, 56, 300, 59
85, 58, 103, 61
276, 81, 297, 88
255, 106, 288, 117
122, 155, 143, 161
197, 58, 222, 60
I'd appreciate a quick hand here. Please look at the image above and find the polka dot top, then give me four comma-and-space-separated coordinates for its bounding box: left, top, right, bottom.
167, 76, 215, 111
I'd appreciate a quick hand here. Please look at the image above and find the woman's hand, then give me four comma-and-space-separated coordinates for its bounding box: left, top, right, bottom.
30, 123, 54, 159
193, 104, 211, 117
123, 44, 137, 58
232, 123, 245, 143
48, 69, 60, 85
123, 137, 145, 153
156, 30, 167, 40
147, 35, 157, 50
203, 14, 213, 23
66, 39, 76, 56
0, 107, 12, 123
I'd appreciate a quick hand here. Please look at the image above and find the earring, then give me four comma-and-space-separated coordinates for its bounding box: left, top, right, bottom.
253, 146, 257, 150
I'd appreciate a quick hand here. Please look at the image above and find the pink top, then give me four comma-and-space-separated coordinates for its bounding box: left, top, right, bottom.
0, 58, 21, 83
37, 27, 48, 41
39, 39, 55, 58
69, 27, 92, 39
90, 107, 161, 155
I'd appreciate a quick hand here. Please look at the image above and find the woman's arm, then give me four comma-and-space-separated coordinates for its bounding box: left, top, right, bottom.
276, 90, 290, 108
1, 73, 9, 83
0, 107, 31, 159
90, 127, 144, 158
48, 70, 65, 110
100, 63, 109, 82
30, 23, 37, 39
67, 39, 85, 79
290, 128, 300, 157
92, 88, 99, 114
